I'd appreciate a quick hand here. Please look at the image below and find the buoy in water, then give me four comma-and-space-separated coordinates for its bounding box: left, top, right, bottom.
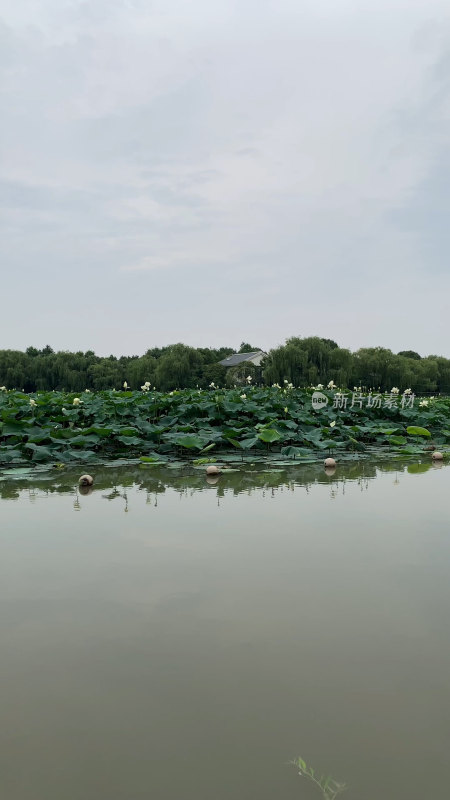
79, 474, 94, 486
324, 458, 336, 468
432, 451, 444, 461
206, 465, 221, 475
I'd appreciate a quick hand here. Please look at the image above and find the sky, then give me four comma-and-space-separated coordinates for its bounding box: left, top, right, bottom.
1, 0, 450, 357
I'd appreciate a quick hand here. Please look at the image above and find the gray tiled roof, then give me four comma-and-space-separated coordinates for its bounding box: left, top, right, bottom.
219, 351, 263, 367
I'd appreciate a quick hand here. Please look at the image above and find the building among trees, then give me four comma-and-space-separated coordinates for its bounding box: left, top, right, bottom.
218, 350, 266, 368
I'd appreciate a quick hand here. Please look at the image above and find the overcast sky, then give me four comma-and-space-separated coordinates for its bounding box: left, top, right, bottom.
1, 0, 449, 356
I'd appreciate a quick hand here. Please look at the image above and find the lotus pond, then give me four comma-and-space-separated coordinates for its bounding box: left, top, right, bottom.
1, 458, 450, 800
0, 388, 449, 468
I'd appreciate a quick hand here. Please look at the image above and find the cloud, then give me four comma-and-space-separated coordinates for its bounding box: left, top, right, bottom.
1, 0, 450, 355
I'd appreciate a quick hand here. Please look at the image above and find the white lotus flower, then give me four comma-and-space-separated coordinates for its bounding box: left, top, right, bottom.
284, 406, 288, 413
419, 400, 429, 407
246, 375, 252, 383
209, 382, 215, 388
327, 380, 336, 389
391, 387, 399, 394
61, 407, 66, 412
330, 420, 336, 427
0, 386, 6, 391
316, 384, 324, 390
123, 381, 128, 389
72, 397, 82, 406
85, 389, 91, 392
29, 398, 36, 407
403, 388, 412, 395
240, 393, 246, 400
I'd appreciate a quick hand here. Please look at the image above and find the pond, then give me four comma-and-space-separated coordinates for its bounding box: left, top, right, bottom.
0, 459, 449, 800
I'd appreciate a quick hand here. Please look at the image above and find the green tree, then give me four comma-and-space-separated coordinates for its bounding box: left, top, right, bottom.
398, 350, 421, 360
154, 344, 204, 390
225, 361, 259, 387
238, 342, 260, 353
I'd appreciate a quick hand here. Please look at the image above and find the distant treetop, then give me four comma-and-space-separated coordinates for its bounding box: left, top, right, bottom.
398, 350, 422, 360
238, 342, 261, 353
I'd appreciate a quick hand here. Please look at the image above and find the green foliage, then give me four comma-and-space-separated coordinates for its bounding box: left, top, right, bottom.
398, 350, 422, 360
0, 344, 234, 393
201, 362, 227, 387
292, 757, 347, 800
257, 428, 282, 443
238, 342, 260, 353
0, 386, 449, 467
263, 338, 448, 393
406, 426, 431, 437
1, 337, 450, 393
225, 361, 259, 387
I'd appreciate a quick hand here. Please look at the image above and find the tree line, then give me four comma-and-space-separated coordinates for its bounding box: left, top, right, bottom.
0, 337, 449, 393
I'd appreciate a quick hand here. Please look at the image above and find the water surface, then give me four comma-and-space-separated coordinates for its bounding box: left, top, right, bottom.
0, 460, 449, 800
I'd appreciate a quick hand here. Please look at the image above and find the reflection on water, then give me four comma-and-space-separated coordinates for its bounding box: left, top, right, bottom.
0, 460, 449, 800
0, 457, 444, 506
